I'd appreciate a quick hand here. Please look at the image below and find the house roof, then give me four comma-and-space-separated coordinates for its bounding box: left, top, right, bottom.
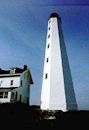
0, 68, 24, 74
0, 65, 33, 84
0, 65, 28, 75
0, 69, 10, 74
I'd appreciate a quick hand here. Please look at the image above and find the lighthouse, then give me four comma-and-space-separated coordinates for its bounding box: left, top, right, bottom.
40, 12, 77, 111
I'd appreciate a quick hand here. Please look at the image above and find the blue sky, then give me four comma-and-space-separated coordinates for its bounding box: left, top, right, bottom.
0, 0, 89, 109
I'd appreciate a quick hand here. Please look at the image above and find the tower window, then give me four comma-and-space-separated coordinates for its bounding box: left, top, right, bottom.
48, 34, 50, 38
47, 44, 50, 48
11, 80, 13, 85
45, 73, 48, 79
46, 58, 49, 62
48, 27, 50, 30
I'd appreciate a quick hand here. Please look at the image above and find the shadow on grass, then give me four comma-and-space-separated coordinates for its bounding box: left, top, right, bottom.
0, 103, 89, 129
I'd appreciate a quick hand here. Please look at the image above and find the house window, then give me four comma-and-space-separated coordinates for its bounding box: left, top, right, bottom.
0, 92, 3, 98
15, 91, 18, 101
11, 80, 13, 85
0, 92, 8, 98
4, 92, 8, 98
48, 34, 50, 38
11, 92, 14, 99
45, 73, 48, 79
0, 80, 3, 86
46, 58, 49, 62
47, 44, 50, 48
20, 80, 22, 87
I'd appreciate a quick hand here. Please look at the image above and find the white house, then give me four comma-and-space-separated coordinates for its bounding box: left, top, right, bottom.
0, 65, 33, 105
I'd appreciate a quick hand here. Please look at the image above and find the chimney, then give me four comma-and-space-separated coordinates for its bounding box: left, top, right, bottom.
10, 67, 16, 74
23, 65, 28, 70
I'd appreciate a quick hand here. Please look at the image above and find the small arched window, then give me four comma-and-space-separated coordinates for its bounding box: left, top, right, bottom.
46, 58, 49, 63
48, 34, 50, 38
45, 73, 48, 79
47, 44, 50, 48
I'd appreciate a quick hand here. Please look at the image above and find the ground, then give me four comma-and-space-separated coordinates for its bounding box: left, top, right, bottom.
0, 103, 89, 129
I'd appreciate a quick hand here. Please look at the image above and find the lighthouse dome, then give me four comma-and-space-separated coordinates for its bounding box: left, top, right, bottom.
49, 12, 61, 20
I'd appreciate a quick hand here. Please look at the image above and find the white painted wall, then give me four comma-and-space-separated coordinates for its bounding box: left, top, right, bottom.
0, 69, 31, 104
50, 18, 66, 110
0, 92, 11, 103
0, 76, 20, 88
11, 70, 30, 104
0, 76, 20, 103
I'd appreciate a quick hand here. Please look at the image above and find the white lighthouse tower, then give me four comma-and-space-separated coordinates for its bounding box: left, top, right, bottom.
40, 12, 77, 111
